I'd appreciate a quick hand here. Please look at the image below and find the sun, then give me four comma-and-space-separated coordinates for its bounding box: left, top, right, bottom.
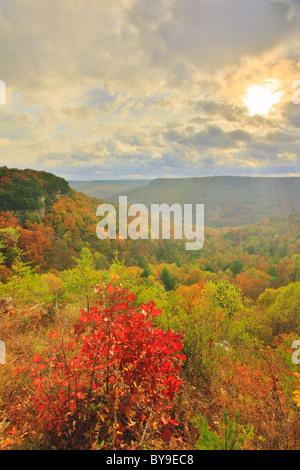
242, 80, 283, 116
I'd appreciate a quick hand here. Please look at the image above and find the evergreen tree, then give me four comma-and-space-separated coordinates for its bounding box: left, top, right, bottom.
161, 266, 176, 291
141, 263, 152, 279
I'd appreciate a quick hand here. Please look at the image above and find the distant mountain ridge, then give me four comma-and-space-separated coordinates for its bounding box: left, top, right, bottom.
0, 168, 299, 274
109, 176, 300, 228
69, 179, 150, 201
1, 169, 299, 229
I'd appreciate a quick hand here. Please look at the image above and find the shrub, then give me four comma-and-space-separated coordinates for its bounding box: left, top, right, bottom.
16, 281, 185, 449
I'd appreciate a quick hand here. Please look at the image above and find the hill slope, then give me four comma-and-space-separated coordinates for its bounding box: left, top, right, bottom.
69, 179, 150, 201
0, 166, 70, 213
110, 176, 300, 228
0, 168, 299, 298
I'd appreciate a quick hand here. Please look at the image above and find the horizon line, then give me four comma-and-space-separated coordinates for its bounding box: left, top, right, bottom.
68, 174, 300, 182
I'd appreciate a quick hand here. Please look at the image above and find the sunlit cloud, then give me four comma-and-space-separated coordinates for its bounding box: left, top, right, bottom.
242, 80, 284, 116
0, 0, 299, 178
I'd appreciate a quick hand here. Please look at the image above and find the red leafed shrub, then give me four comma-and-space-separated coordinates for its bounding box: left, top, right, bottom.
21, 282, 185, 449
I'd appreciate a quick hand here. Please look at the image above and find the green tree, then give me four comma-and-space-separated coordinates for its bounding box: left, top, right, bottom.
137, 255, 148, 269
230, 259, 243, 276
64, 247, 99, 312
206, 280, 244, 318
141, 263, 152, 279
258, 282, 300, 340
161, 267, 176, 291
291, 254, 300, 282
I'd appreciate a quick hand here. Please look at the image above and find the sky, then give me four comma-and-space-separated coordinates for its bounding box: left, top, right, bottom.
0, 0, 300, 180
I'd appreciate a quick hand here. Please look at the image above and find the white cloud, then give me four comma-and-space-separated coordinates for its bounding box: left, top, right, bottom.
0, 0, 300, 178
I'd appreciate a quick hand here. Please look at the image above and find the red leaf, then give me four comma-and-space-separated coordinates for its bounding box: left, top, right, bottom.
161, 424, 172, 442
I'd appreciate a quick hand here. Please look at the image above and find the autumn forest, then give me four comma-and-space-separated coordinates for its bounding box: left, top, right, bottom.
0, 167, 298, 451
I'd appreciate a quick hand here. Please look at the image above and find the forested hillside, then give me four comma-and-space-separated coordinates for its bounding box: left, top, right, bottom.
0, 168, 299, 450
0, 187, 299, 299
0, 167, 70, 213
110, 176, 300, 228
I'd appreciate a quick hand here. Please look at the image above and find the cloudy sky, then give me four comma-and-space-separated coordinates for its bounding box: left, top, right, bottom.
0, 0, 300, 180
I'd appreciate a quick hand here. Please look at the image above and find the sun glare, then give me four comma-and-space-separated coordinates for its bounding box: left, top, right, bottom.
242, 80, 283, 116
